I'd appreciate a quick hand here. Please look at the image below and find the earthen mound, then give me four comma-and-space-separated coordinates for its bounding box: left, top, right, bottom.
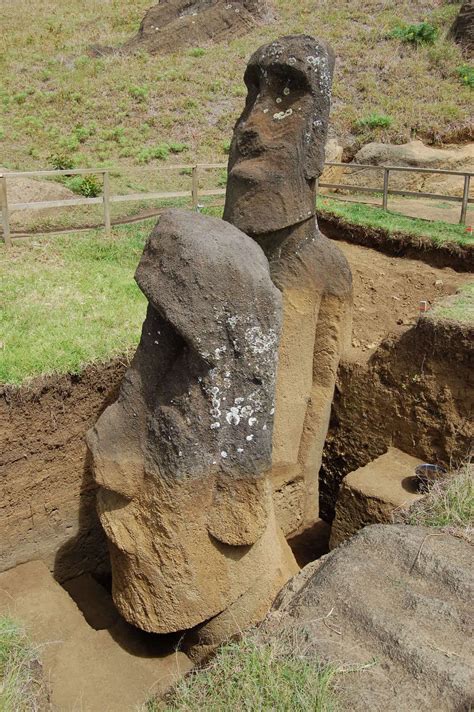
450, 0, 474, 56
95, 0, 275, 56
265, 524, 474, 711
0, 168, 76, 229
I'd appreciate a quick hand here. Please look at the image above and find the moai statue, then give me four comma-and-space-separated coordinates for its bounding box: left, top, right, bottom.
224, 35, 353, 537
87, 210, 298, 637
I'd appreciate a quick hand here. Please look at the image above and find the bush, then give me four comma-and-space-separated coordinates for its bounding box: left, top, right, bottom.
129, 85, 148, 102
354, 113, 393, 130
49, 152, 75, 170
457, 65, 474, 89
222, 139, 232, 154
168, 141, 188, 154
188, 47, 205, 57
65, 174, 102, 197
135, 143, 170, 164
390, 22, 439, 45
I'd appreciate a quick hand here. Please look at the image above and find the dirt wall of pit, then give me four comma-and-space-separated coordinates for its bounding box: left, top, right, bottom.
0, 360, 128, 582
1, 314, 472, 581
321, 315, 473, 521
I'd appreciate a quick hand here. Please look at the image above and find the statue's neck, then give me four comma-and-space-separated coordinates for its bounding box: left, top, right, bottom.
252, 216, 318, 262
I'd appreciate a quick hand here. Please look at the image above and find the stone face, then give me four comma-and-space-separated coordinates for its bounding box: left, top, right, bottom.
450, 1, 474, 55
224, 35, 353, 537
87, 209, 298, 633
224, 34, 335, 235
329, 447, 424, 548
264, 525, 474, 712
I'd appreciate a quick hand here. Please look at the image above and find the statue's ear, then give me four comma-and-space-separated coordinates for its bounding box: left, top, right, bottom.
207, 476, 270, 546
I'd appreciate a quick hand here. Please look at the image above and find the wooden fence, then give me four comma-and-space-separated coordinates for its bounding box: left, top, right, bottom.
1, 162, 472, 248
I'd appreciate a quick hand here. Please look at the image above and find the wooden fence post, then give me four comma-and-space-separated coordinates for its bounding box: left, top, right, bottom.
103, 171, 111, 236
0, 175, 12, 249
460, 174, 471, 225
382, 168, 389, 211
192, 165, 199, 210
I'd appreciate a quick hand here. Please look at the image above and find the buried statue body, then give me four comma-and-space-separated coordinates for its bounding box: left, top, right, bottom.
87, 35, 352, 649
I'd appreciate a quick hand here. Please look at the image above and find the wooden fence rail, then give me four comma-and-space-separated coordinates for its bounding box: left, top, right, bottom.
1, 162, 472, 248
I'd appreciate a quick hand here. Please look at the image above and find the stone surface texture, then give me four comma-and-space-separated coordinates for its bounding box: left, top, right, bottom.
347, 139, 474, 198
450, 0, 474, 55
329, 447, 424, 548
264, 524, 474, 712
116, 0, 275, 55
224, 35, 353, 537
87, 208, 298, 634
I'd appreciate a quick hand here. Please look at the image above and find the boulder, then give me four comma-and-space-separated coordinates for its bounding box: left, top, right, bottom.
344, 140, 474, 198
450, 0, 474, 55
95, 0, 275, 56
265, 524, 474, 711
329, 447, 424, 548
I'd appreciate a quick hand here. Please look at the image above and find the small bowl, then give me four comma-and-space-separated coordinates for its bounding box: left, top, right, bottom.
414, 463, 447, 493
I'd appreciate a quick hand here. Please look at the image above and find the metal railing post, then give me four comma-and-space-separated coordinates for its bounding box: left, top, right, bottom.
192, 165, 199, 211
382, 168, 389, 211
460, 174, 471, 225
0, 175, 12, 249
103, 171, 111, 236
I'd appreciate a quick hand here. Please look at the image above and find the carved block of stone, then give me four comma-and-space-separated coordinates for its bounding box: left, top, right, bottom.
87, 209, 298, 633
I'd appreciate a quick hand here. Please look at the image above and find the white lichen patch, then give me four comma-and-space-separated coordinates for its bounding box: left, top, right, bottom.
273, 109, 293, 121
283, 87, 290, 96
245, 326, 278, 355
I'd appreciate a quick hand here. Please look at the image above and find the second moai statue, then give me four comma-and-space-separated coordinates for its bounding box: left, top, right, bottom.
224, 35, 353, 537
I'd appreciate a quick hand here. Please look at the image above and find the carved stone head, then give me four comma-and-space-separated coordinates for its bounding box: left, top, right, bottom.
223, 34, 335, 235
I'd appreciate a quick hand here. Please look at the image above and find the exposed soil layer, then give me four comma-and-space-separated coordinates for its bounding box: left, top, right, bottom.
0, 359, 129, 581
321, 314, 473, 521
318, 212, 474, 272
1, 240, 472, 580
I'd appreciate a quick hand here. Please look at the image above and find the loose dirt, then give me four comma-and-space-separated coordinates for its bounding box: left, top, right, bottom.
338, 240, 470, 360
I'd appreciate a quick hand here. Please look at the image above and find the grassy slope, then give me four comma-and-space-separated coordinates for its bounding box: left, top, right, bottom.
1, 0, 471, 182
430, 280, 474, 322
0, 222, 149, 384
2, 205, 472, 386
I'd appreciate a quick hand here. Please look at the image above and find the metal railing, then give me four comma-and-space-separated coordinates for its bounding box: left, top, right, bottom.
1, 161, 472, 248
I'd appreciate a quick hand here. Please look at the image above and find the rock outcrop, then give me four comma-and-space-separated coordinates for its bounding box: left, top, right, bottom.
224, 35, 353, 538
450, 0, 474, 56
265, 524, 474, 711
345, 140, 474, 198
94, 0, 275, 56
87, 208, 297, 634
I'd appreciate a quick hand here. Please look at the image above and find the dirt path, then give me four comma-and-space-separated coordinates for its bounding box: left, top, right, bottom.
338, 240, 471, 358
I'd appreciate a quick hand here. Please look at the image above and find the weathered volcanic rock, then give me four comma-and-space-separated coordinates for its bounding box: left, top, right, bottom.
224, 35, 353, 537
450, 1, 474, 56
87, 208, 298, 634
265, 524, 474, 711
96, 0, 275, 56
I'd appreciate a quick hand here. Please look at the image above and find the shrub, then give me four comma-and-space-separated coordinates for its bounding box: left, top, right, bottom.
354, 113, 393, 130
135, 143, 170, 164
129, 85, 148, 102
168, 141, 188, 154
65, 174, 102, 197
390, 22, 439, 45
222, 139, 232, 154
217, 169, 227, 188
457, 65, 474, 89
188, 47, 205, 57
49, 152, 75, 170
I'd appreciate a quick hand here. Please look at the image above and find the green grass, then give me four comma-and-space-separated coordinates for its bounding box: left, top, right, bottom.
0, 616, 45, 712
148, 633, 339, 712
0, 222, 150, 385
404, 463, 473, 532
430, 282, 474, 324
317, 196, 474, 247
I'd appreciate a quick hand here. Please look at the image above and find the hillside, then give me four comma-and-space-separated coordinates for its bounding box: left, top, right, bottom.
1, 0, 472, 180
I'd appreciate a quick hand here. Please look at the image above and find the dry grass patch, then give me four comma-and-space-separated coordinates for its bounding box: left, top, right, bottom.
0, 617, 47, 712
